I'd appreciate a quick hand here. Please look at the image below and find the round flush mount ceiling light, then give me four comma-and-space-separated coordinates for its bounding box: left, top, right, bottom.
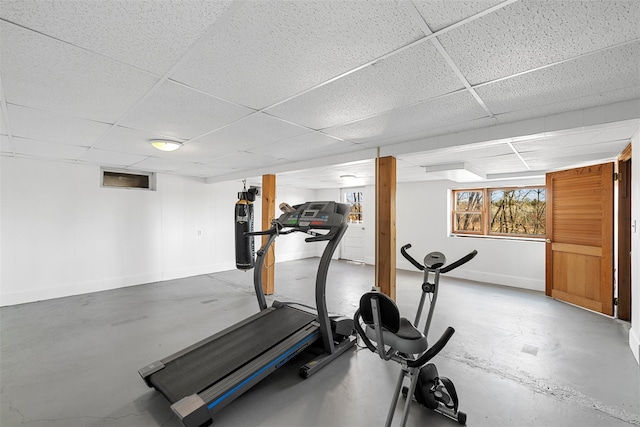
150, 139, 182, 152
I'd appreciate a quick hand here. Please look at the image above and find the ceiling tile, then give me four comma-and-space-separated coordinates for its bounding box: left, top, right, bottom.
195, 112, 310, 151
1, 135, 12, 153
7, 104, 111, 147
325, 91, 488, 144
516, 135, 631, 157
1, 110, 8, 135
131, 157, 183, 172
119, 81, 254, 140
494, 85, 640, 124
401, 143, 513, 167
93, 126, 183, 157
78, 148, 148, 168
376, 116, 498, 150
12, 136, 88, 160
412, 0, 506, 32
170, 162, 236, 178
170, 0, 424, 109
0, 22, 159, 123
204, 152, 288, 171
92, 126, 236, 163
265, 41, 463, 129
0, 0, 234, 75
249, 132, 361, 162
526, 151, 622, 171
438, 0, 640, 84
477, 42, 640, 115
466, 153, 523, 174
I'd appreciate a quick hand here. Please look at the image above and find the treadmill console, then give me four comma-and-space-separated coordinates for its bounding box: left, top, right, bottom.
278, 201, 349, 230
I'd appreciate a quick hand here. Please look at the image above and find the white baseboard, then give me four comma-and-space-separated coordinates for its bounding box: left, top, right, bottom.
0, 262, 238, 307
0, 272, 161, 307
396, 259, 545, 292
630, 328, 640, 364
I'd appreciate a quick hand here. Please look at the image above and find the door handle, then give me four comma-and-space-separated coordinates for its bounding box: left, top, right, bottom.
545, 239, 552, 244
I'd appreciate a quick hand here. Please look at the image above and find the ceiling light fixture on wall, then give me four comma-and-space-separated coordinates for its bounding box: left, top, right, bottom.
149, 139, 183, 152
340, 174, 356, 180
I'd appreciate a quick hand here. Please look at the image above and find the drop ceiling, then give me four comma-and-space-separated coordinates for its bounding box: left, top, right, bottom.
1, 0, 639, 189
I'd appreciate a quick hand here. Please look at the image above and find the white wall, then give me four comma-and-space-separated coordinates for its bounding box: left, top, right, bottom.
358, 179, 546, 291
271, 185, 319, 261
630, 131, 640, 364
0, 157, 239, 306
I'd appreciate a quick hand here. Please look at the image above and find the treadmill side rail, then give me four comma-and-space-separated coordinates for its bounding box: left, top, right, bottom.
139, 361, 165, 387
172, 324, 321, 427
173, 394, 210, 427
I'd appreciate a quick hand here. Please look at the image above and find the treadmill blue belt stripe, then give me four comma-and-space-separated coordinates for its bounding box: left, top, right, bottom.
207, 330, 319, 410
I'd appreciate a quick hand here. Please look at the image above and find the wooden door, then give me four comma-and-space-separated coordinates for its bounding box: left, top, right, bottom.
546, 163, 614, 316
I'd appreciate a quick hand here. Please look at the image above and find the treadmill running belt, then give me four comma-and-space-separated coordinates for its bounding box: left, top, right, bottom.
149, 306, 316, 403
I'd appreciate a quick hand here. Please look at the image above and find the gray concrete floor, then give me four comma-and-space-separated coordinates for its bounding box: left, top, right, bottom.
1, 258, 639, 427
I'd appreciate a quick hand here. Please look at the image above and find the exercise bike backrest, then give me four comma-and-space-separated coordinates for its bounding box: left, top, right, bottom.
400, 244, 477, 338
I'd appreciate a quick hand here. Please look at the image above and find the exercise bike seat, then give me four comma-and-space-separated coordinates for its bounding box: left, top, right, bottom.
357, 292, 429, 355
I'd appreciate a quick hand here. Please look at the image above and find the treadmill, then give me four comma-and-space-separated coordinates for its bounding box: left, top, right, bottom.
139, 201, 356, 427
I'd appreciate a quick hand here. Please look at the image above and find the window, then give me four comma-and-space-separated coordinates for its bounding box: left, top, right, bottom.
102, 168, 156, 190
344, 191, 363, 223
451, 187, 546, 238
453, 190, 484, 234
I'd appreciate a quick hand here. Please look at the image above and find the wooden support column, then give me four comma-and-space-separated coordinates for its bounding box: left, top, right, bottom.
261, 174, 276, 295
375, 156, 396, 300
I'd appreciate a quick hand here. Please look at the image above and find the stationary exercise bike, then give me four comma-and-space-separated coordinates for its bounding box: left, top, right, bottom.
354, 244, 477, 426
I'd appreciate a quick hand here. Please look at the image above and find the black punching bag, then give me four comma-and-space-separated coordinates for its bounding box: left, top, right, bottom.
235, 191, 255, 270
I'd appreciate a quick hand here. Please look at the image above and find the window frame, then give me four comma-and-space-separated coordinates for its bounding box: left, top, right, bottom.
101, 168, 156, 191
451, 188, 485, 236
451, 186, 546, 240
344, 190, 364, 224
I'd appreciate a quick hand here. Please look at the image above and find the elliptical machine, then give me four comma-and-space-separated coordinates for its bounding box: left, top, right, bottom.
354, 244, 477, 426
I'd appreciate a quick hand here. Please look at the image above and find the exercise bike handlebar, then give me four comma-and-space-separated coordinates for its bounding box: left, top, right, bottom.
401, 244, 477, 274
400, 244, 424, 271
440, 250, 478, 274
407, 326, 455, 368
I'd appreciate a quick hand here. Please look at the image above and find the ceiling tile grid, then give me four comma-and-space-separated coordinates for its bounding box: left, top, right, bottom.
412, 0, 508, 32
204, 151, 289, 171
400, 142, 513, 167
118, 80, 255, 141
494, 85, 640, 124
79, 148, 148, 169
1, 0, 638, 186
193, 112, 311, 152
0, 21, 160, 123
0, 0, 234, 75
11, 136, 89, 160
324, 91, 489, 144
90, 126, 182, 158
437, 0, 640, 85
169, 0, 425, 109
0, 135, 12, 153
476, 41, 640, 115
265, 40, 464, 130
7, 104, 111, 147
249, 132, 361, 162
